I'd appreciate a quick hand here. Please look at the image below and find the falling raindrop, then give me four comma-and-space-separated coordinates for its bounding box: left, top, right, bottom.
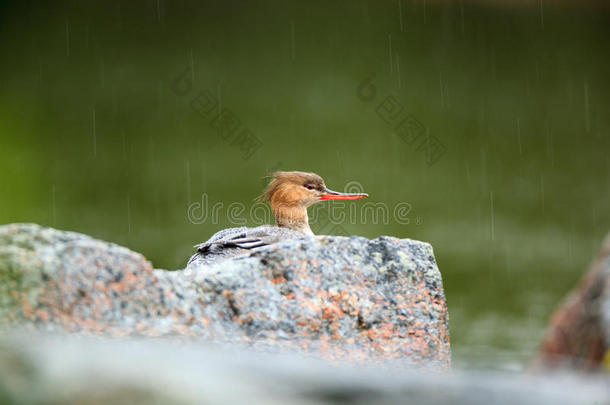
398, 0, 404, 32
154, 188, 161, 226
584, 79, 590, 133
480, 146, 488, 193
396, 53, 401, 89
539, 0, 545, 30
490, 190, 494, 241
540, 173, 545, 216
459, 0, 465, 34
476, 202, 482, 239
100, 57, 105, 87
388, 34, 393, 74
127, 195, 131, 236
51, 184, 56, 226
595, 104, 602, 139
217, 85, 222, 116
516, 118, 522, 155
65, 18, 70, 56
156, 81, 162, 114
488, 249, 494, 283
290, 20, 296, 60
190, 49, 195, 82
568, 223, 574, 267
121, 131, 127, 161
92, 107, 97, 157
423, 0, 427, 24
545, 121, 554, 166
439, 72, 445, 108
504, 243, 511, 279
201, 153, 207, 191
336, 150, 344, 181
607, 156, 610, 197
186, 160, 192, 204
490, 46, 496, 81
112, 85, 118, 116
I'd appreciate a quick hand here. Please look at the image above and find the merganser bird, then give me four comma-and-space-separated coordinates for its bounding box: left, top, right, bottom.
187, 171, 368, 268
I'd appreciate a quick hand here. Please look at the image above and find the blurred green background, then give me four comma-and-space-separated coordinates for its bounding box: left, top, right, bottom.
1, 0, 609, 369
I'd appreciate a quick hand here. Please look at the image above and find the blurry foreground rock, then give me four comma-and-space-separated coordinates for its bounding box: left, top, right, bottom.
1, 333, 608, 405
533, 233, 610, 371
0, 223, 450, 369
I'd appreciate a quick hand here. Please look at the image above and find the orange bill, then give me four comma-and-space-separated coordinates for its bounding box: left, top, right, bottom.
319, 188, 369, 200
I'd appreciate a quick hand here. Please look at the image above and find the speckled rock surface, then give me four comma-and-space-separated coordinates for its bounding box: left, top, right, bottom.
533, 232, 610, 371
0, 223, 450, 368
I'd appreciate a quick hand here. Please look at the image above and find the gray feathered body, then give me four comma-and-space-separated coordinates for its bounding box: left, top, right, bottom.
187, 225, 309, 268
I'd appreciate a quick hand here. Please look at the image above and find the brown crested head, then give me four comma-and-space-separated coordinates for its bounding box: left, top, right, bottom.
259, 170, 369, 208
259, 171, 327, 208
258, 170, 369, 232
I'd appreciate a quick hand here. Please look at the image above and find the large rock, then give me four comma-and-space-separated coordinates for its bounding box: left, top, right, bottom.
533, 233, 610, 371
0, 223, 450, 368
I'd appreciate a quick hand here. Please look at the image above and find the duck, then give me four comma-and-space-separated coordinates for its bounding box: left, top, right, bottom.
186, 171, 368, 268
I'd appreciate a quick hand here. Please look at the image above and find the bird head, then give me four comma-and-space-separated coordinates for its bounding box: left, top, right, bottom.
259, 171, 368, 209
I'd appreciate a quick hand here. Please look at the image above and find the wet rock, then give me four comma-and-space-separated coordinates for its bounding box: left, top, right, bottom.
0, 223, 450, 369
533, 233, 610, 371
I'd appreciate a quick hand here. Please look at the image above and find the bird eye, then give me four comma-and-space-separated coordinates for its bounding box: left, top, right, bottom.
304, 184, 315, 190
